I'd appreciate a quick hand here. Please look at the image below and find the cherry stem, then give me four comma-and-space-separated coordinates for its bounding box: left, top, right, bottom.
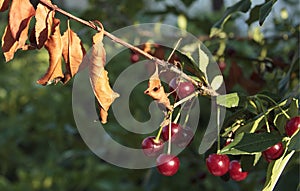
155, 125, 164, 143
155, 111, 171, 142
167, 112, 173, 155
174, 91, 199, 109
39, 0, 219, 97
173, 107, 183, 124
166, 38, 182, 62
183, 97, 196, 127
248, 99, 258, 114
217, 106, 221, 153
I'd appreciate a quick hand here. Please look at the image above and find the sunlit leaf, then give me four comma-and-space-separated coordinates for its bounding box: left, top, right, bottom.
0, 0, 9, 12
37, 18, 64, 85
8, 0, 35, 40
1, 0, 35, 61
89, 30, 119, 124
1, 25, 18, 62
216, 92, 239, 108
263, 150, 295, 191
197, 45, 209, 80
35, 1, 55, 49
144, 67, 172, 111
62, 25, 86, 83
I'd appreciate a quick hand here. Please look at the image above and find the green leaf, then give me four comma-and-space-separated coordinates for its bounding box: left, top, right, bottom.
287, 98, 299, 117
198, 44, 209, 80
220, 132, 283, 155
259, 0, 278, 26
236, 114, 265, 134
246, 4, 264, 25
274, 98, 299, 134
274, 112, 288, 135
288, 130, 300, 151
262, 150, 295, 191
176, 48, 207, 84
216, 93, 239, 108
210, 0, 251, 37
241, 153, 262, 171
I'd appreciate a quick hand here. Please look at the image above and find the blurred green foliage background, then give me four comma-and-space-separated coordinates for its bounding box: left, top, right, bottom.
0, 0, 299, 190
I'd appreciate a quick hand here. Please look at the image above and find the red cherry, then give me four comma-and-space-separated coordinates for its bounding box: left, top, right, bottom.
162, 123, 182, 142
156, 154, 180, 176
141, 136, 164, 157
169, 78, 195, 100
262, 142, 284, 162
229, 160, 248, 181
130, 53, 139, 63
174, 126, 194, 148
206, 154, 230, 176
285, 116, 300, 137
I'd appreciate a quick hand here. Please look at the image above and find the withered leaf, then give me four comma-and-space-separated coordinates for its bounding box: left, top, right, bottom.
37, 18, 64, 85
62, 26, 86, 83
1, 20, 32, 62
89, 30, 119, 124
1, 25, 18, 62
0, 0, 9, 12
144, 66, 173, 111
35, 1, 54, 49
9, 0, 35, 40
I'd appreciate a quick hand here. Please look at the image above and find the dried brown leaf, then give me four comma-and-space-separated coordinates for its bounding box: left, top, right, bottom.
0, 0, 9, 12
1, 0, 35, 61
37, 18, 64, 85
35, 1, 54, 49
89, 30, 119, 124
9, 0, 35, 40
62, 26, 86, 83
144, 68, 173, 111
1, 25, 18, 62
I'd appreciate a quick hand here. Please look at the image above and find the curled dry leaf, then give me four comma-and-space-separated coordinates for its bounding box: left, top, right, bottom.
37, 18, 64, 85
9, 0, 35, 40
1, 20, 32, 62
35, 1, 55, 49
1, 26, 18, 62
144, 66, 173, 111
89, 29, 119, 124
0, 0, 9, 12
1, 0, 35, 62
62, 25, 86, 83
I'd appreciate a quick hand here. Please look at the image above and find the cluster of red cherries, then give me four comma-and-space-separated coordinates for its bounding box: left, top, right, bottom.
130, 50, 300, 179
141, 122, 193, 176
206, 116, 300, 181
141, 75, 196, 176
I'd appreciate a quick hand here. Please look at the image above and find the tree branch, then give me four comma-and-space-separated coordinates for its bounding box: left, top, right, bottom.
39, 0, 219, 96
